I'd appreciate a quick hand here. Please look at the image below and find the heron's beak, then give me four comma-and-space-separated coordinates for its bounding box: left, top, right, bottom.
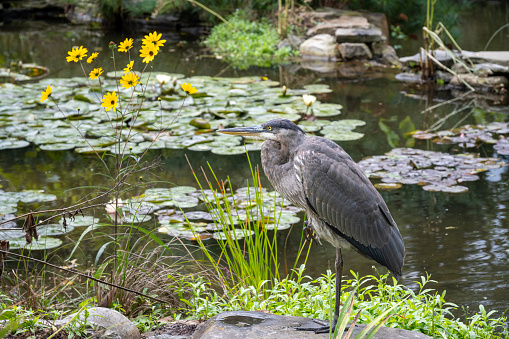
217, 125, 264, 137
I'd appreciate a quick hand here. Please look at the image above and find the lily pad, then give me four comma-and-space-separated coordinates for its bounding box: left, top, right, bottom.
38, 224, 75, 236
59, 215, 99, 227
9, 237, 63, 250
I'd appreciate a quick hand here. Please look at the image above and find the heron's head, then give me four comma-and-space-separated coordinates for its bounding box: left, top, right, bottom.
217, 119, 305, 143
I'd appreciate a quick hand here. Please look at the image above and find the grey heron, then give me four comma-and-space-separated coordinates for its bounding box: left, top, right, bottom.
218, 118, 405, 333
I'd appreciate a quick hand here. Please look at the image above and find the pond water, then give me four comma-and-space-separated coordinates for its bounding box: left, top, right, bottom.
1, 2, 509, 322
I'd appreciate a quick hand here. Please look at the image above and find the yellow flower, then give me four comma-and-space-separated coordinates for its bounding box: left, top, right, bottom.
86, 52, 99, 63
89, 67, 103, 80
102, 91, 119, 112
40, 84, 52, 103
181, 83, 197, 95
142, 31, 166, 50
66, 46, 88, 63
120, 72, 140, 89
139, 44, 158, 63
118, 38, 133, 52
123, 61, 134, 74
303, 94, 317, 107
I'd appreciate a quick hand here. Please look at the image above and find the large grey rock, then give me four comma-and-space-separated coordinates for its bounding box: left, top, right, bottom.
193, 311, 432, 339
372, 42, 400, 66
399, 50, 454, 67
57, 307, 140, 339
335, 26, 383, 43
306, 16, 370, 36
450, 74, 508, 89
461, 51, 509, 67
287, 34, 305, 49
300, 34, 339, 61
338, 43, 372, 60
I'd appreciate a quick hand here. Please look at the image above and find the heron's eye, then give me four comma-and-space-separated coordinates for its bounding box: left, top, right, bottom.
267, 126, 272, 131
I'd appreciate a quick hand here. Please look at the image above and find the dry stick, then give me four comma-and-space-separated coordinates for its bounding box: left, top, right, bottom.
0, 159, 156, 227
0, 249, 167, 304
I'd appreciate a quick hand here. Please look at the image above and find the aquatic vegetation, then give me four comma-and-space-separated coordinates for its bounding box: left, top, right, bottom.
0, 75, 349, 154
358, 148, 505, 192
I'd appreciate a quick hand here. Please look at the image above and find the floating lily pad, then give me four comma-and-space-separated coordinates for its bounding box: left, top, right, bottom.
123, 214, 152, 223
9, 237, 63, 250
213, 229, 255, 240
38, 224, 75, 236
0, 138, 30, 150
59, 215, 99, 227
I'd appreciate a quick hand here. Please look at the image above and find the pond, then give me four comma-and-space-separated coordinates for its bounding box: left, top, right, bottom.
1, 2, 509, 322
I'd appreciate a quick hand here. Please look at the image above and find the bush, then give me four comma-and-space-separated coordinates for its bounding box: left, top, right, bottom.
204, 13, 298, 69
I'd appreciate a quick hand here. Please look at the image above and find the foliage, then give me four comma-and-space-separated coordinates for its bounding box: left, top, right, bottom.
204, 12, 299, 69
188, 159, 312, 296
183, 267, 508, 338
348, 0, 472, 37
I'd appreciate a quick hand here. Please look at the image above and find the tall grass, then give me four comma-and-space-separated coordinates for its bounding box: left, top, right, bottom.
187, 155, 312, 298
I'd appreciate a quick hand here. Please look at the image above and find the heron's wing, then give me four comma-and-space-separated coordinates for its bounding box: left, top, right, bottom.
296, 137, 405, 276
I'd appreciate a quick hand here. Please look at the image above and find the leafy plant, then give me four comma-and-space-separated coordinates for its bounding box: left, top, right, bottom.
204, 12, 299, 69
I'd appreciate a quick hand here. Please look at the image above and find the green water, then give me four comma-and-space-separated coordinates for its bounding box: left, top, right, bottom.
1, 2, 509, 321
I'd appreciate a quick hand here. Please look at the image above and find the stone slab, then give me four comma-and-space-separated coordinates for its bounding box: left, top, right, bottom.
461, 51, 509, 67
307, 16, 370, 36
335, 26, 383, 43
193, 311, 432, 339
339, 43, 373, 60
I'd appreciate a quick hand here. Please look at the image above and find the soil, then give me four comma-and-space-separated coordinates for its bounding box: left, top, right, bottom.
5, 328, 69, 339
142, 320, 199, 338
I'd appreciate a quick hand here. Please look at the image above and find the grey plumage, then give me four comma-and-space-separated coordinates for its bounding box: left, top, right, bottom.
218, 118, 405, 333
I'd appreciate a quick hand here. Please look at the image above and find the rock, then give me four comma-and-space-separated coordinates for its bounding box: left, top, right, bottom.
450, 74, 508, 89
338, 43, 372, 60
287, 34, 305, 49
277, 39, 291, 50
372, 42, 400, 66
452, 62, 509, 75
306, 16, 370, 36
193, 311, 432, 339
335, 26, 383, 43
362, 12, 390, 41
57, 307, 140, 339
299, 34, 339, 61
461, 51, 509, 67
399, 50, 454, 67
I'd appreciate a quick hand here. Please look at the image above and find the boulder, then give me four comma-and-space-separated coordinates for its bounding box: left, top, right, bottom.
306, 16, 370, 36
461, 51, 509, 67
299, 34, 339, 61
450, 74, 508, 89
193, 311, 432, 339
287, 34, 305, 49
335, 26, 383, 43
338, 43, 372, 60
399, 50, 454, 68
57, 307, 140, 339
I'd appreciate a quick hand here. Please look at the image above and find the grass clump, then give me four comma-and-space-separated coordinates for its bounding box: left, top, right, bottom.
204, 13, 298, 69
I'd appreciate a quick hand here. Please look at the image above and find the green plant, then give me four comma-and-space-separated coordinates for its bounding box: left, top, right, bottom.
188, 158, 312, 298
204, 12, 299, 69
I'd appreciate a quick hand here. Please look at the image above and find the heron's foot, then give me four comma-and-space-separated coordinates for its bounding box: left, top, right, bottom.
296, 319, 348, 334
303, 221, 318, 242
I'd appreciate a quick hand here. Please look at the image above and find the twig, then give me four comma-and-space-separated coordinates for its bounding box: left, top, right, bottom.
0, 249, 167, 304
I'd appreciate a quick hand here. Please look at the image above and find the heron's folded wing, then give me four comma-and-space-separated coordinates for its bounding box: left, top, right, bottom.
296, 138, 405, 275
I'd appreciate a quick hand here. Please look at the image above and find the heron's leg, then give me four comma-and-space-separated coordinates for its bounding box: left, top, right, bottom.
296, 248, 345, 334
303, 220, 318, 242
